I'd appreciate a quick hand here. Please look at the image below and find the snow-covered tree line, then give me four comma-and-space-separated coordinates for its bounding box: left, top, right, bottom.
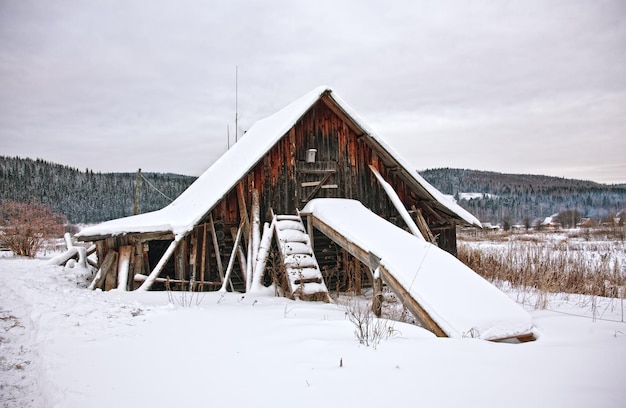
419, 168, 626, 225
0, 156, 196, 224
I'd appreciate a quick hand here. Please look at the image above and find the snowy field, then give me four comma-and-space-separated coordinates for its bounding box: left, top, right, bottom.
1, 251, 626, 408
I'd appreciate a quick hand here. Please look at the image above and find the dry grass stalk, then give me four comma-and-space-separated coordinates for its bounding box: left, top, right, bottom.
458, 233, 625, 300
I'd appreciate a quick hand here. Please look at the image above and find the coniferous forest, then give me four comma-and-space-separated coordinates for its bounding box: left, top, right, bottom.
0, 156, 196, 224
1, 156, 624, 226
420, 168, 626, 225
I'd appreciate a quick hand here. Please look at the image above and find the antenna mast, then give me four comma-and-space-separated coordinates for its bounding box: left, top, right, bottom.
235, 65, 238, 143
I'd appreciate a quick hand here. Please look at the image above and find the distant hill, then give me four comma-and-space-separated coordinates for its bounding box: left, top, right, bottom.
0, 156, 196, 224
419, 168, 626, 225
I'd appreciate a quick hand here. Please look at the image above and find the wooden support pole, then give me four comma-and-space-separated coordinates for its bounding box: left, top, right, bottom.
188, 230, 198, 292
251, 220, 275, 292
174, 239, 187, 287
116, 245, 133, 291
246, 226, 253, 291
372, 274, 383, 317
220, 220, 244, 292
137, 240, 179, 291
132, 242, 144, 290
134, 168, 142, 215
104, 254, 119, 291
209, 213, 225, 282
250, 189, 261, 290
200, 224, 207, 290
306, 214, 315, 252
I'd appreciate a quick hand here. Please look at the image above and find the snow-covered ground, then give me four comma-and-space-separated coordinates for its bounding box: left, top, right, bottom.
1, 251, 625, 408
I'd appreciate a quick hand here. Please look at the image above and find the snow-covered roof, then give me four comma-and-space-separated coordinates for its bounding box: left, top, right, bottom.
301, 198, 533, 340
77, 86, 480, 241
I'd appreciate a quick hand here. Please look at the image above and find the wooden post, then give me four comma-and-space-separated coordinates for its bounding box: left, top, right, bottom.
200, 224, 207, 290
188, 230, 198, 292
305, 214, 315, 252
250, 189, 261, 289
132, 242, 144, 290
88, 250, 118, 290
116, 245, 133, 291
104, 255, 119, 291
372, 273, 383, 317
246, 227, 253, 291
369, 253, 383, 315
175, 239, 187, 289
251, 220, 275, 292
134, 168, 141, 215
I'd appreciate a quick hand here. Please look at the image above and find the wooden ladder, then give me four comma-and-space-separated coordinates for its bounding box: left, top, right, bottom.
273, 213, 329, 302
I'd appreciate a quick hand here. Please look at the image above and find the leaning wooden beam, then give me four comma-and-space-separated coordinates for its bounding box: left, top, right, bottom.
231, 227, 248, 285
88, 250, 118, 290
209, 213, 225, 282
411, 205, 437, 244
219, 220, 244, 292
137, 239, 179, 291
369, 165, 424, 239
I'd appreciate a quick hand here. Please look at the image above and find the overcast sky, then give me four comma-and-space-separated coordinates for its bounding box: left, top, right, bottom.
1, 0, 625, 184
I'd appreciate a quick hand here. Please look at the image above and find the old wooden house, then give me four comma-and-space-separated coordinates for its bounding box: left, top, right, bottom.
76, 86, 481, 302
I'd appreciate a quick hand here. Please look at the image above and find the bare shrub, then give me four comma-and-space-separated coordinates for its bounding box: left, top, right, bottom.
343, 298, 399, 348
165, 277, 205, 307
0, 200, 66, 257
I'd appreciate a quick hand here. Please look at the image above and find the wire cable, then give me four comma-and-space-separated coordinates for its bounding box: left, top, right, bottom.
140, 174, 174, 202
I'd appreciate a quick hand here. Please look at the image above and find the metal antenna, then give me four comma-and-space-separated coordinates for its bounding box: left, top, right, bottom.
235, 65, 238, 143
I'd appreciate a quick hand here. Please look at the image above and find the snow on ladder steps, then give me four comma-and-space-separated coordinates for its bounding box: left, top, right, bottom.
273, 213, 328, 302
287, 267, 321, 283
284, 254, 318, 269
276, 220, 306, 232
